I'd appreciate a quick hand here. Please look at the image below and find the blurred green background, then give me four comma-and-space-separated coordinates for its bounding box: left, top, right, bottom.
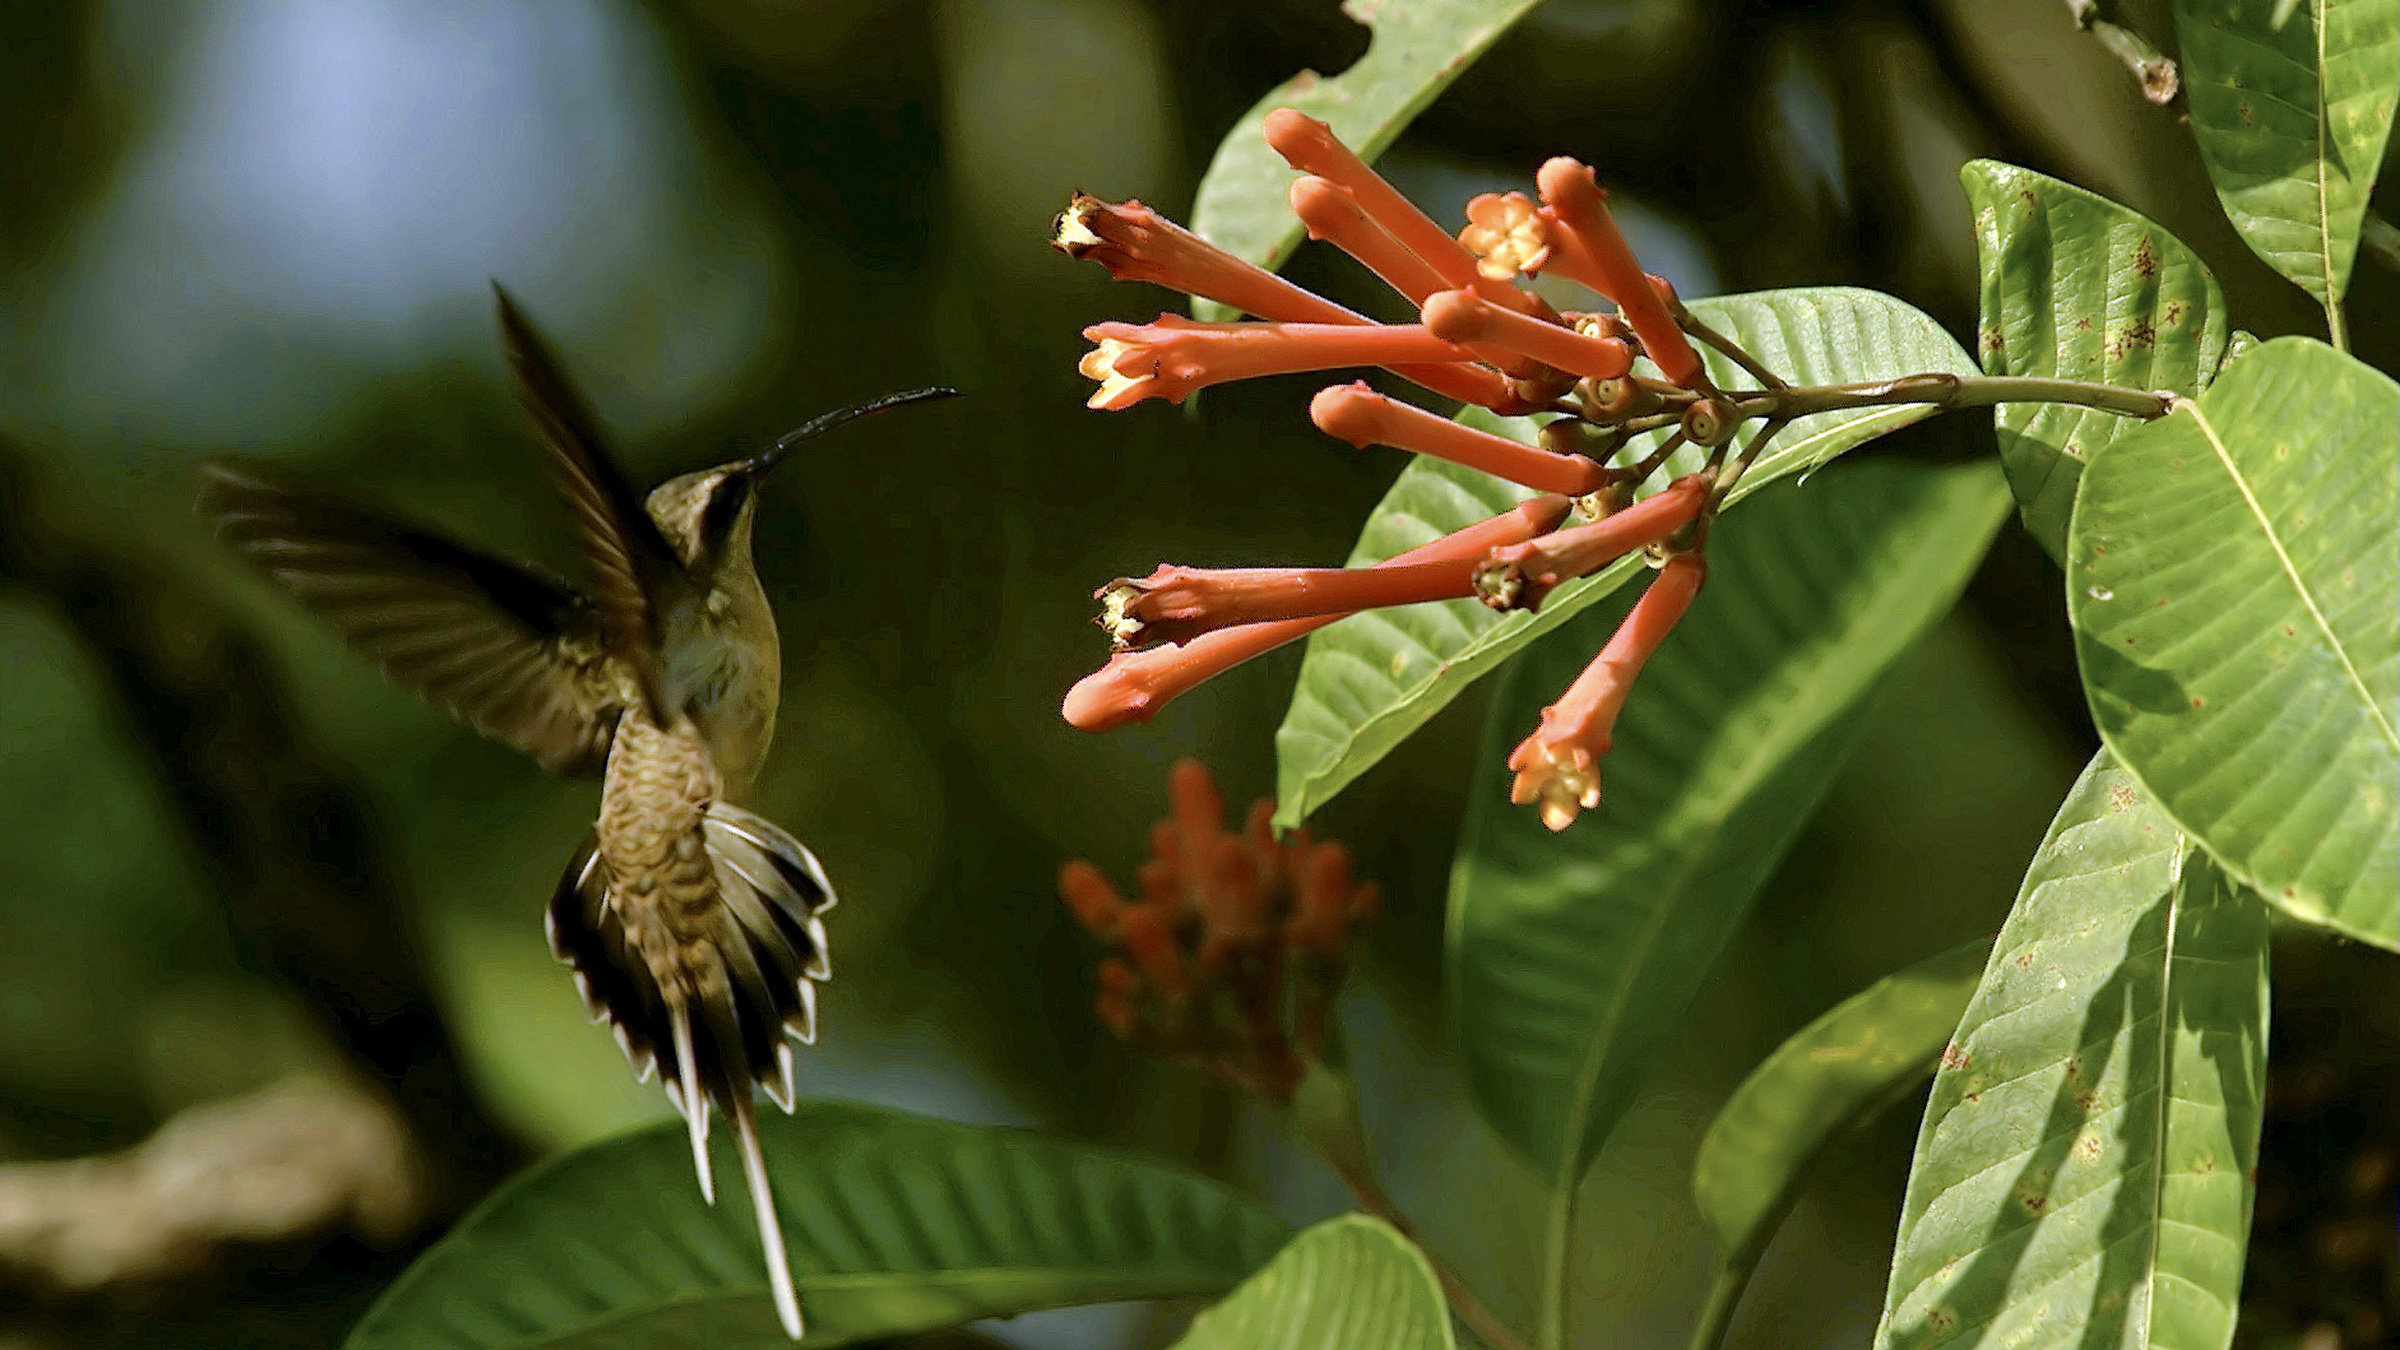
0, 1, 2390, 1347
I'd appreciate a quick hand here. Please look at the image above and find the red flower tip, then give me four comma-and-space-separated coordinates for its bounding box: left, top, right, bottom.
1460, 192, 1552, 280
1531, 158, 1705, 388
1421, 288, 1633, 384
1118, 903, 1194, 998
1059, 860, 1127, 938
1079, 315, 1474, 410
1054, 192, 1357, 327
1310, 382, 1604, 497
1507, 552, 1706, 829
1475, 473, 1709, 612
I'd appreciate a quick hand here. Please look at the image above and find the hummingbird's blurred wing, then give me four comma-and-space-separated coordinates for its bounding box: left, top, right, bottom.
490, 284, 682, 710
199, 466, 629, 776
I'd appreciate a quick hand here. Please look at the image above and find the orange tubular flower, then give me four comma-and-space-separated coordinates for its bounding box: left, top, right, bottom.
1533, 158, 1705, 387
1056, 194, 1516, 410
1421, 289, 1633, 383
1509, 553, 1707, 830
1311, 383, 1603, 496
1064, 493, 1572, 731
1288, 177, 1451, 304
1100, 556, 1482, 649
1079, 316, 1475, 409
1262, 110, 1545, 319
1475, 473, 1709, 612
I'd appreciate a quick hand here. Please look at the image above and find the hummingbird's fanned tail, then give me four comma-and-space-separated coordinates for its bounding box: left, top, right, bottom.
544, 802, 833, 1340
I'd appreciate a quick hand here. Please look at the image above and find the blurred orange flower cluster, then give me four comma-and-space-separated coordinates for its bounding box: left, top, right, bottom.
1057, 760, 1379, 1102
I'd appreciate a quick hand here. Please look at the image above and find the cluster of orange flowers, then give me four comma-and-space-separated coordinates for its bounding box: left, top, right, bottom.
1056, 108, 1721, 830
1058, 760, 1379, 1103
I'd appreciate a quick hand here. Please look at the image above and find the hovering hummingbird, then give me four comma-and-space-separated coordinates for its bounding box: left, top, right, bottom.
199, 284, 956, 1339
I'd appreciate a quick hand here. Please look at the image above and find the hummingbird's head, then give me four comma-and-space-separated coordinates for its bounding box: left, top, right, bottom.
647, 386, 959, 572
647, 464, 767, 572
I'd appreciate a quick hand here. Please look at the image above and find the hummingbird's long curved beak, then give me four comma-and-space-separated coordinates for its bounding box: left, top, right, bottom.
737, 386, 961, 480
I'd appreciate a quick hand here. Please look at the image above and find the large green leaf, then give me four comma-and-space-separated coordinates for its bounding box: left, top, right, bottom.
1186, 0, 1549, 299
1448, 454, 2009, 1187
2069, 337, 2398, 948
1273, 286, 1974, 829
1878, 755, 2271, 1350
2173, 0, 2400, 336
1692, 939, 1989, 1272
1961, 161, 2226, 558
1167, 1216, 1454, 1350
347, 1102, 1290, 1349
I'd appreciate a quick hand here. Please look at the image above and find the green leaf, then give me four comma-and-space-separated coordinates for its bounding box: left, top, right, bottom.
2173, 0, 2400, 335
1186, 0, 1549, 305
1273, 286, 1974, 829
2069, 337, 2398, 948
1168, 1215, 1454, 1350
1878, 755, 2271, 1350
1448, 454, 2009, 1186
347, 1102, 1290, 1350
1692, 938, 1989, 1271
1961, 161, 2226, 559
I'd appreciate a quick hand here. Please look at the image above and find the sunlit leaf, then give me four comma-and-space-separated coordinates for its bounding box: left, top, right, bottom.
1167, 1215, 1454, 1350
1187, 0, 1549, 311
346, 1102, 1289, 1350
1273, 286, 1973, 829
1961, 161, 2225, 558
2173, 0, 2400, 333
1878, 755, 2271, 1349
1692, 938, 1989, 1270
2069, 337, 2398, 947
1448, 455, 2009, 1186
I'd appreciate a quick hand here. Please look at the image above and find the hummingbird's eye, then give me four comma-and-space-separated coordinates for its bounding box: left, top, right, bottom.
699, 475, 750, 546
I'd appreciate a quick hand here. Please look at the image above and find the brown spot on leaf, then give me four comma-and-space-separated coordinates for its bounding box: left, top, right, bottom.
2133, 237, 2159, 277
2073, 316, 2094, 331
2076, 1089, 2102, 1112
1941, 1044, 1971, 1071
2016, 1186, 2049, 1214
2163, 300, 2185, 322
2078, 1134, 2103, 1161
2109, 782, 2139, 814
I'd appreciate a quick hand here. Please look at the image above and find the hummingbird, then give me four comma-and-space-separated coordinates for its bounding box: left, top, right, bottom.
198, 284, 956, 1339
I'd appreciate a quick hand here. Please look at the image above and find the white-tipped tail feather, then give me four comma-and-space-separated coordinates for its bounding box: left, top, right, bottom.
546, 802, 835, 1340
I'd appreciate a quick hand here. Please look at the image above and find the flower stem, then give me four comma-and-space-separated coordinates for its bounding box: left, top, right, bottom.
1295, 1065, 1534, 1350
1748, 371, 2171, 420
1676, 308, 1786, 391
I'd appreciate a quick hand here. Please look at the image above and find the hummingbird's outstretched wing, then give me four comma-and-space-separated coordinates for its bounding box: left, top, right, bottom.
489, 284, 683, 711
198, 466, 628, 776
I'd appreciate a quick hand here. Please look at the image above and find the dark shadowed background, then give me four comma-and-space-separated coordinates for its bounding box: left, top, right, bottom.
0, 1, 2390, 1346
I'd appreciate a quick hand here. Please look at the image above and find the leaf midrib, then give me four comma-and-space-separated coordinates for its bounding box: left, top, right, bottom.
2177, 397, 2398, 746
508, 1264, 1248, 1349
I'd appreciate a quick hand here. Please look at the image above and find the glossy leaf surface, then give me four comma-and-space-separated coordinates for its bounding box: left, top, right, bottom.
1693, 938, 1989, 1269
1879, 756, 2271, 1349
1961, 160, 2226, 558
2069, 338, 2398, 947
1274, 287, 1973, 828
2173, 0, 2400, 324
348, 1102, 1290, 1349
1449, 455, 2009, 1186
1167, 1216, 1453, 1350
